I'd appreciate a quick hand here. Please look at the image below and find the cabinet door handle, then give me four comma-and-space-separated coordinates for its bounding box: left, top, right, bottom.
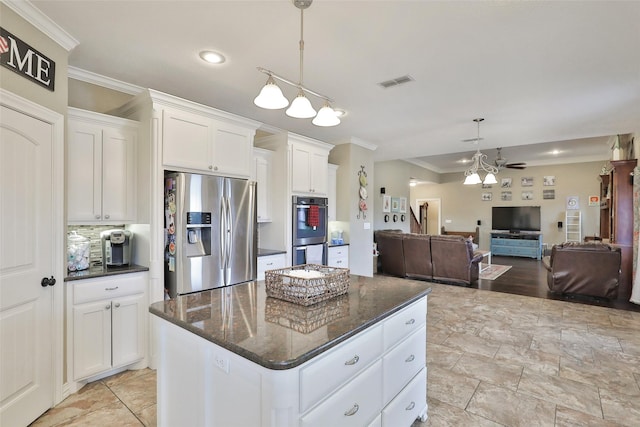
105, 286, 119, 291
405, 354, 415, 363
406, 401, 416, 411
266, 262, 273, 266
104, 214, 110, 219
344, 403, 359, 416
405, 318, 416, 325
114, 303, 120, 308
344, 355, 359, 366
208, 165, 213, 170
214, 166, 218, 171
105, 304, 111, 310
95, 214, 101, 219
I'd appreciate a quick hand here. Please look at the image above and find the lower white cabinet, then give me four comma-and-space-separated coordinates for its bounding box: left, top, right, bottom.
257, 253, 286, 280
328, 245, 349, 268
155, 296, 428, 426
70, 272, 147, 381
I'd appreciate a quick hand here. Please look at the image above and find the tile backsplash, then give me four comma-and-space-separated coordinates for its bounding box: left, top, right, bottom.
67, 225, 125, 266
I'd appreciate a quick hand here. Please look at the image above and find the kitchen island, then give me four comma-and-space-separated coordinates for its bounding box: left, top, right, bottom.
150, 275, 431, 427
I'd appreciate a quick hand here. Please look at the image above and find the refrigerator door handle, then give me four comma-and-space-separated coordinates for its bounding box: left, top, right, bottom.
219, 196, 227, 272
225, 195, 232, 281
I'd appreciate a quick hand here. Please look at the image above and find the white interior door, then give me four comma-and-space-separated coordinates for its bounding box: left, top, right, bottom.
0, 102, 57, 426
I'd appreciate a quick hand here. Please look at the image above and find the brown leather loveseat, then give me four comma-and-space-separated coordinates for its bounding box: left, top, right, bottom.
542, 242, 621, 298
375, 231, 483, 285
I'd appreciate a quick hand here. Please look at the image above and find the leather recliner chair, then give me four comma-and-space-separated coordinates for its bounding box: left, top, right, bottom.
374, 231, 406, 277
402, 233, 433, 280
542, 242, 621, 298
430, 235, 483, 285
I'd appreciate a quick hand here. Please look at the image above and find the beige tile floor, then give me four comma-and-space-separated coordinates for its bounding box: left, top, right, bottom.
33, 283, 640, 426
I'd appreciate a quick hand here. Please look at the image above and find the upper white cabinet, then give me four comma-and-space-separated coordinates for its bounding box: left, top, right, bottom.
291, 142, 329, 196
162, 107, 255, 178
67, 108, 137, 224
254, 148, 273, 223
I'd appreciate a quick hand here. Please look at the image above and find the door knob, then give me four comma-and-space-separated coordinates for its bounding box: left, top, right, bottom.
40, 276, 56, 287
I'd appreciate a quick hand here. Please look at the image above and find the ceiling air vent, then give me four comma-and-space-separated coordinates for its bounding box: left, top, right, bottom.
378, 75, 415, 89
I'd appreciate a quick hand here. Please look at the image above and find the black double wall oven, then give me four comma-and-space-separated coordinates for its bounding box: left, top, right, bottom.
292, 196, 328, 265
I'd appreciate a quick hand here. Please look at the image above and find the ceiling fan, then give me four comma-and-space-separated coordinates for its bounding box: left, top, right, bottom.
494, 147, 527, 170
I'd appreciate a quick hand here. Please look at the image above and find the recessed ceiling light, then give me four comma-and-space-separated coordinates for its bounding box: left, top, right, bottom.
199, 50, 226, 64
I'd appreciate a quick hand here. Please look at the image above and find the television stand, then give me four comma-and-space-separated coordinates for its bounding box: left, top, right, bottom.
490, 232, 543, 260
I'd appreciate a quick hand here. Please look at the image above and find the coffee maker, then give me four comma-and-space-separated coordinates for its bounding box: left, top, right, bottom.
101, 229, 133, 267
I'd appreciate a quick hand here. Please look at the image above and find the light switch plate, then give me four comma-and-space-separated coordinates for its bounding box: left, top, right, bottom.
364, 222, 371, 229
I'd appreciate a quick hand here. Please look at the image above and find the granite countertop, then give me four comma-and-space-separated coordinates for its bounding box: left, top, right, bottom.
64, 264, 149, 281
149, 275, 431, 370
328, 242, 349, 247
257, 248, 287, 257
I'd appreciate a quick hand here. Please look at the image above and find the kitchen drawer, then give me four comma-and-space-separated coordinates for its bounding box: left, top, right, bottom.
382, 326, 426, 405
300, 360, 382, 427
383, 299, 426, 351
328, 246, 349, 268
382, 367, 427, 427
73, 272, 146, 304
300, 324, 383, 412
257, 253, 286, 281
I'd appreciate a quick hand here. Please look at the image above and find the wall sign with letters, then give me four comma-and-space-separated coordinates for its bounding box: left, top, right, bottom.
0, 27, 56, 91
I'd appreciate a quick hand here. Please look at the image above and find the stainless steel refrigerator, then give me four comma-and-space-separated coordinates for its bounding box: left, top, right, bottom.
164, 172, 257, 298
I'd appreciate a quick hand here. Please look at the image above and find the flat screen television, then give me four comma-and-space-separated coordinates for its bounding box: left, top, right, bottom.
492, 206, 541, 232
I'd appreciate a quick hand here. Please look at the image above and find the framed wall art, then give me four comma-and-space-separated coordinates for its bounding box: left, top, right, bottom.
543, 189, 555, 200
501, 191, 512, 201
543, 176, 556, 186
501, 178, 512, 188
391, 197, 400, 213
522, 191, 534, 200
382, 195, 391, 213
521, 177, 534, 187
481, 192, 492, 201
399, 197, 407, 213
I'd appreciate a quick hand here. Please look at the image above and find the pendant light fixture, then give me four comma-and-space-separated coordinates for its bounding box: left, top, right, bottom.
254, 0, 341, 127
463, 118, 499, 185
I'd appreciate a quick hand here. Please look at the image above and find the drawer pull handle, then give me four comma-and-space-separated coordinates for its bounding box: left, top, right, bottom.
267, 262, 273, 266
405, 318, 416, 325
105, 305, 111, 310
405, 354, 415, 363
114, 303, 121, 308
344, 355, 359, 366
344, 403, 359, 416
105, 286, 119, 291
406, 401, 416, 411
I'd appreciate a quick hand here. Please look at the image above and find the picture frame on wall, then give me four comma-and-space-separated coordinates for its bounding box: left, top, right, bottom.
543, 189, 555, 200
501, 178, 512, 188
501, 191, 512, 201
522, 191, 534, 200
482, 192, 492, 201
521, 177, 534, 187
382, 195, 391, 212
391, 197, 400, 212
588, 195, 600, 206
543, 176, 556, 186
399, 197, 407, 213
566, 196, 579, 209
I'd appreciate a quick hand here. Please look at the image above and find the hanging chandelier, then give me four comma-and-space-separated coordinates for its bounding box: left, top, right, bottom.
254, 0, 341, 127
463, 118, 499, 185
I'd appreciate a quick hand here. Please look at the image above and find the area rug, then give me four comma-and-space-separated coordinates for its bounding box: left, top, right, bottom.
479, 264, 512, 280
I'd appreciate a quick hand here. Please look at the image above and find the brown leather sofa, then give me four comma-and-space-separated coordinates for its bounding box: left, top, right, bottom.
542, 242, 621, 298
375, 231, 482, 285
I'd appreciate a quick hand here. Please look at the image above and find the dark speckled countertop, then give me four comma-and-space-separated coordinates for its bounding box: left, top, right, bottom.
149, 275, 431, 370
64, 264, 149, 281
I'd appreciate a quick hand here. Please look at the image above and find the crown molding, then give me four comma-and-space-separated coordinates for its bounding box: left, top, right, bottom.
68, 66, 144, 95
2, 0, 78, 51
333, 136, 377, 151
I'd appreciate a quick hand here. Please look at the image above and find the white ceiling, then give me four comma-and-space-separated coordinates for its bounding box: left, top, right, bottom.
31, 0, 640, 170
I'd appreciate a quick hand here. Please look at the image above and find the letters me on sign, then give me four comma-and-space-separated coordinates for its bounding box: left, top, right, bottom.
0, 27, 55, 91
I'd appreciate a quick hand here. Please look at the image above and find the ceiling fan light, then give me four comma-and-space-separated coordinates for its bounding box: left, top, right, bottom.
312, 103, 340, 127
464, 173, 481, 185
483, 173, 498, 185
254, 76, 290, 109
286, 90, 317, 118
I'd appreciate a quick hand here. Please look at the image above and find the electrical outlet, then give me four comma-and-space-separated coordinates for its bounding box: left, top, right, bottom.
214, 354, 230, 373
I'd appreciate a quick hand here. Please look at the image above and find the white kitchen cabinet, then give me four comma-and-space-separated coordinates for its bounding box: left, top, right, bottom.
162, 107, 255, 178
67, 108, 137, 224
291, 141, 329, 196
70, 272, 147, 381
328, 164, 338, 221
328, 245, 349, 268
257, 253, 286, 280
155, 295, 428, 426
254, 148, 273, 223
